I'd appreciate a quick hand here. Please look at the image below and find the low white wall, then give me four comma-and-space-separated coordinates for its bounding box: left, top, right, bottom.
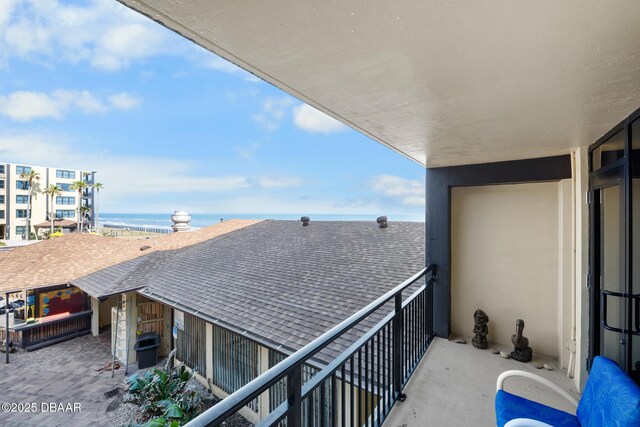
451, 181, 572, 359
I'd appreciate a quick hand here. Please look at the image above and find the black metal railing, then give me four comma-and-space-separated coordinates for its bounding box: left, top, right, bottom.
186, 264, 437, 427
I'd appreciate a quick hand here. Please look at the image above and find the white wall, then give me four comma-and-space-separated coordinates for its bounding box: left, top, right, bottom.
451, 181, 573, 359
99, 295, 118, 327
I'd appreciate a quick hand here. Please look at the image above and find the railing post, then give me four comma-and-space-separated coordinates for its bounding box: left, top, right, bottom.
427, 267, 437, 343
393, 291, 404, 398
286, 364, 303, 427
5, 292, 9, 364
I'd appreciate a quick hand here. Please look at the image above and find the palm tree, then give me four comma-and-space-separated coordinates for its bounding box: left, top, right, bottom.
70, 180, 88, 232
92, 182, 103, 230
43, 184, 62, 235
19, 170, 40, 240
80, 205, 92, 230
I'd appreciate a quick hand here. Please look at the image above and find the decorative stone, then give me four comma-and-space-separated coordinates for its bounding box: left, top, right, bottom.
510, 319, 533, 362
454, 338, 467, 344
472, 309, 489, 349
500, 351, 511, 359
544, 364, 554, 371
532, 362, 543, 369
489, 348, 499, 354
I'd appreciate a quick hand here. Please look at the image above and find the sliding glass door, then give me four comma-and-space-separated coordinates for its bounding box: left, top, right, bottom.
590, 113, 640, 384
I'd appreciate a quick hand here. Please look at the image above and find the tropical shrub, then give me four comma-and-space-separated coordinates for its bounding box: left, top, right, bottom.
124, 364, 202, 426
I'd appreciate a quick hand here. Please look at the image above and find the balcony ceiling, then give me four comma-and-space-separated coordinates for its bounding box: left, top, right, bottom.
120, 1, 640, 167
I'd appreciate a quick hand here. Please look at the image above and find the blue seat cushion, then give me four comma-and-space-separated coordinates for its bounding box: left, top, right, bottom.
576, 356, 640, 426
495, 390, 580, 427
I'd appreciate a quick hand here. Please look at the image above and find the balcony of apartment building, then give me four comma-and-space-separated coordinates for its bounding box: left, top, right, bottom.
110, 2, 639, 426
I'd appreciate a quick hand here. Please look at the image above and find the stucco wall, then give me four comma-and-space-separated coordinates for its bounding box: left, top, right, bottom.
99, 295, 118, 327
451, 181, 571, 358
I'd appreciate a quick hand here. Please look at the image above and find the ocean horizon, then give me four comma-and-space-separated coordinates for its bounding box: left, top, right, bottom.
99, 212, 424, 229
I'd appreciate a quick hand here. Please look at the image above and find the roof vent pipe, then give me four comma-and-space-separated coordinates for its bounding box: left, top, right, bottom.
376, 216, 388, 228
301, 216, 310, 226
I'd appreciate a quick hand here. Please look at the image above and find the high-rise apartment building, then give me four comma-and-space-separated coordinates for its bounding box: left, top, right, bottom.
0, 162, 96, 240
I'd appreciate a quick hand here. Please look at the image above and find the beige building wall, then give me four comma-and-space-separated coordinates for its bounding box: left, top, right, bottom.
46, 166, 82, 226
99, 295, 119, 328
0, 162, 94, 239
0, 163, 6, 237
9, 164, 48, 238
451, 181, 573, 359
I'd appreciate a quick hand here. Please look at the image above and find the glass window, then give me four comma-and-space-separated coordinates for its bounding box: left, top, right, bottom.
0, 179, 4, 189
16, 180, 29, 190
593, 129, 625, 170
0, 165, 5, 174
57, 182, 72, 191
56, 196, 75, 205
56, 170, 75, 179
0, 195, 4, 204
15, 226, 26, 236
632, 119, 640, 370
16, 209, 30, 218
55, 210, 74, 218
15, 195, 29, 204
15, 165, 31, 175
0, 210, 4, 219
633, 119, 640, 178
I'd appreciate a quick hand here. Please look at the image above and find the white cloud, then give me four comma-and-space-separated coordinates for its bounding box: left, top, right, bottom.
0, 90, 140, 121
292, 103, 347, 134
201, 56, 242, 74
0, 0, 18, 28
92, 23, 170, 70
201, 194, 378, 215
0, 134, 306, 212
234, 143, 260, 160
257, 176, 304, 188
0, 0, 266, 83
252, 96, 295, 132
108, 93, 141, 110
0, 91, 64, 121
53, 89, 107, 114
369, 174, 425, 206
0, 134, 250, 194
200, 54, 264, 83
0, 0, 182, 70
402, 196, 426, 206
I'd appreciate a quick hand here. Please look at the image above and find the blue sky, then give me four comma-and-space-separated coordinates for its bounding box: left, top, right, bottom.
0, 0, 424, 216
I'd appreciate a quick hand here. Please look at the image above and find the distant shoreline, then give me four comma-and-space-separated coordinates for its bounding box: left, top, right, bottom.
99, 212, 425, 230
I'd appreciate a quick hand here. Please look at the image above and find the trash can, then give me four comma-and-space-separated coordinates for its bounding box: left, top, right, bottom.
135, 332, 160, 369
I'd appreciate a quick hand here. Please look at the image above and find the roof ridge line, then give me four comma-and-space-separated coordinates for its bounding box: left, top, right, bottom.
109, 251, 158, 293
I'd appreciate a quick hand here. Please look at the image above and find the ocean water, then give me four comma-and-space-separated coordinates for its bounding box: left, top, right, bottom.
99, 213, 424, 229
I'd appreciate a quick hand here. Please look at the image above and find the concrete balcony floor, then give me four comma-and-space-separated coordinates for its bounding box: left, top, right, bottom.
385, 337, 580, 427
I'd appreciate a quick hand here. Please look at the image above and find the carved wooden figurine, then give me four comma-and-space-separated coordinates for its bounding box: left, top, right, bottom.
510, 319, 533, 362
472, 309, 489, 349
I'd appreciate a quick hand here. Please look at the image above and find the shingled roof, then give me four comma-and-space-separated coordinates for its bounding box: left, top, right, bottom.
75, 220, 425, 362
0, 219, 260, 294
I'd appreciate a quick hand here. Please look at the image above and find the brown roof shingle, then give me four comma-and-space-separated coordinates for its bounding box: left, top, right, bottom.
0, 219, 261, 293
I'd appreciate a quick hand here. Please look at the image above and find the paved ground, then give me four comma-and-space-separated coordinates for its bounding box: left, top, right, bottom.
0, 332, 146, 427
385, 337, 581, 427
